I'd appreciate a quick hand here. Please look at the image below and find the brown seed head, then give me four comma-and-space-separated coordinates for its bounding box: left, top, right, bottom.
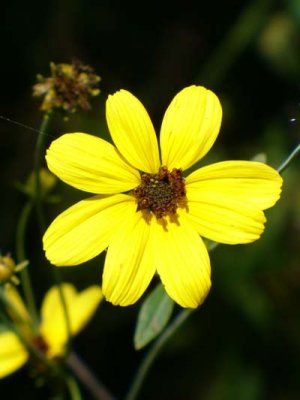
32, 59, 101, 113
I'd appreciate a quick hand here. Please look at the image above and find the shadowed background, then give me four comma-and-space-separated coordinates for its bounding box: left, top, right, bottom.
1, 0, 300, 399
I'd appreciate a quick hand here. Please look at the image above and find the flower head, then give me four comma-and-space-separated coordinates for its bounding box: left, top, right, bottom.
33, 59, 101, 113
43, 86, 282, 308
0, 284, 102, 378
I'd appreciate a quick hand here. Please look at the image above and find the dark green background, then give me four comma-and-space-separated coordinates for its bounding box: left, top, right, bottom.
1, 0, 300, 399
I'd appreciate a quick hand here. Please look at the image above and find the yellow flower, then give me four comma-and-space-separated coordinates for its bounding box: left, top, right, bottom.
0, 284, 102, 378
43, 86, 282, 308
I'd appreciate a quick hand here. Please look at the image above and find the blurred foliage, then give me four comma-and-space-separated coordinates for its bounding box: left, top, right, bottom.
0, 0, 300, 399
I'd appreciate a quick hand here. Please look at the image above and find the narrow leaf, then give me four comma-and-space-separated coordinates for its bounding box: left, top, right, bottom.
134, 283, 174, 350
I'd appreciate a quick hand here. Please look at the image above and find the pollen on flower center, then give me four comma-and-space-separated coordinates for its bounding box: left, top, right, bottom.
133, 166, 186, 219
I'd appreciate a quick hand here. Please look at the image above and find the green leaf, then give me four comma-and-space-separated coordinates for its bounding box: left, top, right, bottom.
134, 283, 175, 350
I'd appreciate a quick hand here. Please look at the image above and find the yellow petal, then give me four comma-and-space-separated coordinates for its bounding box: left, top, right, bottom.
67, 286, 102, 335
185, 161, 283, 244
0, 331, 28, 378
106, 90, 160, 173
46, 133, 140, 194
43, 194, 137, 266
160, 85, 222, 170
40, 285, 78, 325
102, 212, 156, 306
40, 284, 102, 358
154, 215, 211, 308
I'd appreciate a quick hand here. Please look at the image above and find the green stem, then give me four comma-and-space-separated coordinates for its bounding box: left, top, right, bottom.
196, 0, 273, 87
15, 200, 39, 328
14, 112, 54, 328
34, 111, 52, 229
125, 308, 194, 400
277, 144, 300, 174
65, 374, 83, 400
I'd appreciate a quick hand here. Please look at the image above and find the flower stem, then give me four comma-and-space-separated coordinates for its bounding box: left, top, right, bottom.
15, 111, 54, 328
15, 200, 39, 329
34, 111, 52, 229
65, 374, 84, 400
277, 144, 300, 174
125, 308, 194, 400
66, 352, 116, 400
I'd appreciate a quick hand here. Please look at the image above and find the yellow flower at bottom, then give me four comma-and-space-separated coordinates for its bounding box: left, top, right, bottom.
0, 284, 102, 378
43, 85, 283, 309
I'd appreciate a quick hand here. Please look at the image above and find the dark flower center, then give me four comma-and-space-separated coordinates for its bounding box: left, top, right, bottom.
133, 166, 186, 219
29, 335, 51, 373
32, 335, 49, 355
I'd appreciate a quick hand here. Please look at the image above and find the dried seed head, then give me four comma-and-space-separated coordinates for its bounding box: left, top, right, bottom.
33, 59, 101, 113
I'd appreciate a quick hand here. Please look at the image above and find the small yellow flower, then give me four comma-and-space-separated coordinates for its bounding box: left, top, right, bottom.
43, 86, 283, 308
0, 284, 102, 378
